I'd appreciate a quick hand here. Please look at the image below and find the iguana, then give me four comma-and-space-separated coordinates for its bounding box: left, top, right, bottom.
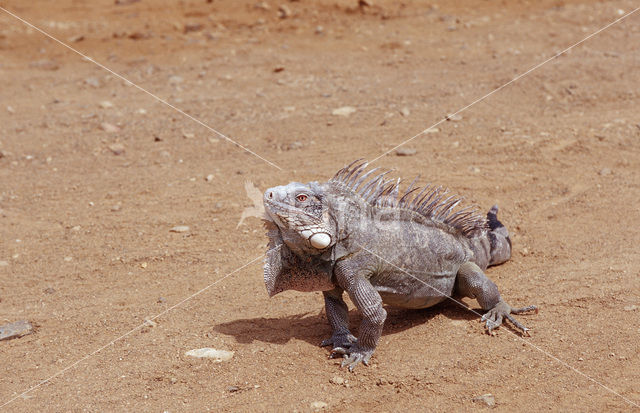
262, 160, 537, 371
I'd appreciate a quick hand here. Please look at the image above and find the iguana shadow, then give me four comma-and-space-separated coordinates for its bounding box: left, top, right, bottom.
213, 300, 478, 347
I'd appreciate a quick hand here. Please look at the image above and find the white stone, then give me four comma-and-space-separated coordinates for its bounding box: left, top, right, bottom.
185, 348, 234, 362
332, 106, 357, 117
472, 393, 495, 407
170, 225, 190, 233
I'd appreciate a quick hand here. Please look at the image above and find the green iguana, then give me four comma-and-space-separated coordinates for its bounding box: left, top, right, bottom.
263, 160, 537, 371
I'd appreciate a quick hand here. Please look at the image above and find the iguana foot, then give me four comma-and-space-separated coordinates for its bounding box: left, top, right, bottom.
321, 332, 357, 349
330, 343, 375, 372
481, 301, 538, 336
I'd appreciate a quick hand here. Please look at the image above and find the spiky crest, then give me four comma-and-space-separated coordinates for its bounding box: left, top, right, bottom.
329, 160, 488, 237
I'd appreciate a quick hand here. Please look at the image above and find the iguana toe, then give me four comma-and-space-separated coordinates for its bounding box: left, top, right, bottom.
481, 301, 536, 336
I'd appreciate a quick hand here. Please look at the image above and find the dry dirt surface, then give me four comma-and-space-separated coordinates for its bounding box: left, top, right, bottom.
1, 0, 639, 411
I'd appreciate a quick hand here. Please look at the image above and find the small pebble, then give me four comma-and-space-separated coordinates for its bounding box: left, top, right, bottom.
108, 143, 125, 155
332, 106, 357, 117
143, 317, 156, 327
226, 385, 240, 393
284, 141, 303, 151
395, 147, 417, 156
84, 77, 101, 88
623, 305, 637, 311
0, 261, 9, 267
99, 100, 114, 109
310, 401, 328, 410
6, 106, 15, 114
64, 256, 73, 262
447, 113, 463, 121
278, 4, 292, 18
100, 122, 120, 133
170, 225, 190, 233
330, 376, 345, 385
472, 393, 495, 408
205, 174, 215, 182
399, 107, 410, 117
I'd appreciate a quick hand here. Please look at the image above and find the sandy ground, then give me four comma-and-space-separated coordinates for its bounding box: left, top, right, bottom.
1, 0, 639, 411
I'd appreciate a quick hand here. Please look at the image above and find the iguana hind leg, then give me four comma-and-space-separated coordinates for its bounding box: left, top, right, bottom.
455, 261, 537, 335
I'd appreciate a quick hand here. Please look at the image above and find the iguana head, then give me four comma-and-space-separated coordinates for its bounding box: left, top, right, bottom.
263, 181, 336, 255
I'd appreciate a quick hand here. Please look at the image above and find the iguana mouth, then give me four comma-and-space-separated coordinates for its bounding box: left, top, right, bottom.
263, 197, 332, 250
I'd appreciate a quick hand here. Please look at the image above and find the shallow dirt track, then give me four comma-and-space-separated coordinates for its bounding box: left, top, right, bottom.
1, 0, 639, 411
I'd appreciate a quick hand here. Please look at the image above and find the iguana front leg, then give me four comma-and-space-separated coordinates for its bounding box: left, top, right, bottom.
331, 260, 387, 371
455, 262, 537, 335
321, 288, 357, 349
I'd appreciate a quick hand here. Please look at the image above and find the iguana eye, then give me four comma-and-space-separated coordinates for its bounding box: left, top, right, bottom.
296, 194, 308, 202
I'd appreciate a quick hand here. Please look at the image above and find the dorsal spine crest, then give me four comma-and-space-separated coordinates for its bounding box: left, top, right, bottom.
329, 160, 488, 237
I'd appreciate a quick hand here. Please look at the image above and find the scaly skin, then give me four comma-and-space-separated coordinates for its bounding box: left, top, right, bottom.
263, 161, 537, 370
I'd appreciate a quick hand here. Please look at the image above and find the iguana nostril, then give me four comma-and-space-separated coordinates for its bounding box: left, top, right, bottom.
268, 192, 273, 199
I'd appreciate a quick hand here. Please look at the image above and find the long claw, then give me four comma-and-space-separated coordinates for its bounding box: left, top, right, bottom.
511, 305, 538, 314
341, 354, 365, 371
505, 313, 530, 334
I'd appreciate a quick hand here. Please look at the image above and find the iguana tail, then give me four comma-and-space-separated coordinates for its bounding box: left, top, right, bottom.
486, 205, 512, 266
